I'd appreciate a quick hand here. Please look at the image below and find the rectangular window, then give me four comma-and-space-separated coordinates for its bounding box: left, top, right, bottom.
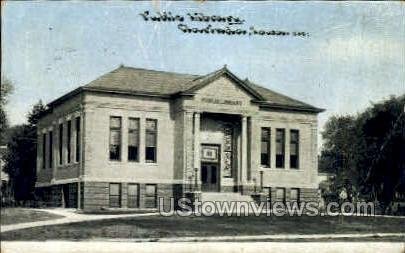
276, 129, 285, 168
109, 116, 122, 161
128, 118, 140, 162
109, 183, 121, 208
49, 131, 53, 169
145, 119, 157, 163
276, 188, 286, 204
59, 123, 63, 165
145, 184, 157, 208
260, 127, 271, 167
291, 188, 300, 204
67, 120, 71, 163
290, 130, 299, 169
127, 184, 139, 208
42, 133, 46, 169
75, 117, 81, 162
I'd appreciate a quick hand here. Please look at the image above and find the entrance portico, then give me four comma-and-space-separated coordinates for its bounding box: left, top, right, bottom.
189, 111, 252, 193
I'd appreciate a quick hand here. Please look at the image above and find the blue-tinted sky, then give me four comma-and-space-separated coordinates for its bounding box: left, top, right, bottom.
2, 1, 405, 144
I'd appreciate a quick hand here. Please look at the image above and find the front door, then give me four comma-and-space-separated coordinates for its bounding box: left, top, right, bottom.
201, 163, 220, 192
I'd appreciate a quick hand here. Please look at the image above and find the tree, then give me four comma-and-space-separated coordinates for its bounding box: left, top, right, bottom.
319, 94, 405, 211
319, 115, 358, 201
3, 100, 47, 202
1, 78, 14, 144
359, 95, 405, 210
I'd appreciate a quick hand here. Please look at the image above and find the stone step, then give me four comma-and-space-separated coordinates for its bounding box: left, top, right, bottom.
200, 192, 254, 203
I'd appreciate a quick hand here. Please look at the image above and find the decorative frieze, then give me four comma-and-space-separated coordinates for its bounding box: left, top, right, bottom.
223, 124, 233, 178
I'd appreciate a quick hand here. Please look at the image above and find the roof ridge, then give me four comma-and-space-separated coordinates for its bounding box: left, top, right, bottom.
178, 67, 225, 92
180, 67, 264, 101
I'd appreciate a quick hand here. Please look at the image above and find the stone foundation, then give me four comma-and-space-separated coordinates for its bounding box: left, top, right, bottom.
248, 187, 319, 204
36, 182, 318, 211
82, 181, 184, 211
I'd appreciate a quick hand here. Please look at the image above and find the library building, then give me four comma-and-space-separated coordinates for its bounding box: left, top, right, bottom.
35, 65, 324, 210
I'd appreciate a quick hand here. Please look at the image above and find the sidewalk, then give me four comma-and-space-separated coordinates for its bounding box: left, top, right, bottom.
98, 232, 405, 242
1, 241, 404, 253
1, 208, 160, 233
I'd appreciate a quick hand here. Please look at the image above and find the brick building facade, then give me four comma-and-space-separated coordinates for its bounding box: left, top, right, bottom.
35, 65, 324, 211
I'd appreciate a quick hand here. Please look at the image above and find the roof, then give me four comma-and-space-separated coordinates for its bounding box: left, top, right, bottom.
245, 80, 322, 112
85, 66, 199, 95
49, 65, 324, 113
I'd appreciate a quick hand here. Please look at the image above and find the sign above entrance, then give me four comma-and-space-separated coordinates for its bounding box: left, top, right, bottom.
201, 98, 242, 106
201, 145, 219, 162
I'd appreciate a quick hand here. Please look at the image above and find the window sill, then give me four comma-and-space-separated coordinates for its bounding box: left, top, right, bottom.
108, 159, 122, 163
128, 161, 159, 166
144, 162, 158, 166
106, 161, 159, 166
260, 167, 303, 172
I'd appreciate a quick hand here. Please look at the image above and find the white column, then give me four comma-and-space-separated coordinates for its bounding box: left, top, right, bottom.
193, 112, 201, 184
241, 116, 248, 185
183, 111, 194, 190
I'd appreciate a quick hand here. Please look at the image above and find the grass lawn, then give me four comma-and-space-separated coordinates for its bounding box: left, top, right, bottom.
1, 208, 64, 225
1, 214, 404, 241
79, 209, 157, 215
